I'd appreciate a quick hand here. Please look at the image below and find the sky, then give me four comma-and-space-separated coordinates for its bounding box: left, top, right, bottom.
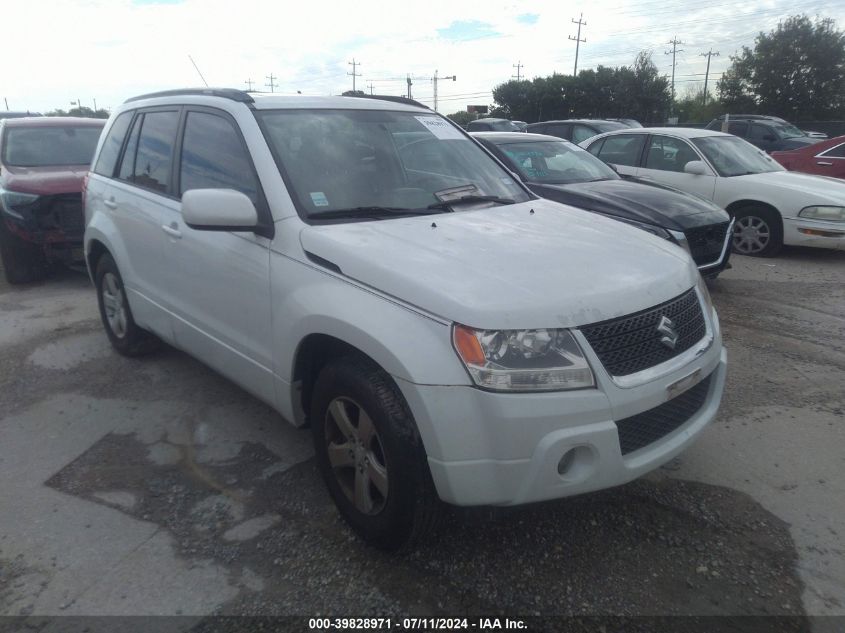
3, 0, 844, 116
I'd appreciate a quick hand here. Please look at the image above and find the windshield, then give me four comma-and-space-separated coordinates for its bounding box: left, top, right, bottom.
496, 139, 618, 184
772, 122, 805, 139
692, 136, 784, 177
2, 125, 103, 167
257, 109, 530, 219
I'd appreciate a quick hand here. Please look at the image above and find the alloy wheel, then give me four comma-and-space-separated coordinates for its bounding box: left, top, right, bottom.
101, 272, 128, 339
733, 215, 771, 255
324, 397, 389, 515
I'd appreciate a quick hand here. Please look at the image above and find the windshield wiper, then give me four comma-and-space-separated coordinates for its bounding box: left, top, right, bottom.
427, 195, 515, 210
310, 206, 444, 220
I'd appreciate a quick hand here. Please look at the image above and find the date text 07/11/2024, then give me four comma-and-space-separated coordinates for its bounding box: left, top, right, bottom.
308, 617, 528, 630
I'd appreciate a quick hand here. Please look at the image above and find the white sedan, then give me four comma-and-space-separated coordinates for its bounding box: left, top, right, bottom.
580, 127, 845, 256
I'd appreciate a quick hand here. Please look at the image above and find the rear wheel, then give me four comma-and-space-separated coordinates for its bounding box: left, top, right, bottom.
0, 222, 48, 284
95, 253, 160, 356
732, 206, 783, 257
311, 356, 440, 550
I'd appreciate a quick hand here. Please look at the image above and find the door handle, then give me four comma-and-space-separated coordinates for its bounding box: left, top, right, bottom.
104, 199, 117, 209
817, 161, 833, 166
161, 223, 182, 239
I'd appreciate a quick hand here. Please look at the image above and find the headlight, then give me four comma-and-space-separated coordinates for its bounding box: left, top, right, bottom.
0, 188, 39, 219
696, 275, 714, 316
452, 325, 595, 392
798, 206, 845, 221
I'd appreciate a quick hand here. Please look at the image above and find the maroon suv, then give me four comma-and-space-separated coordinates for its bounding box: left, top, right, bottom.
0, 117, 104, 283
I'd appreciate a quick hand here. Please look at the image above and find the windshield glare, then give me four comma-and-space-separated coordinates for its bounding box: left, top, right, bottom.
257, 109, 530, 218
497, 139, 618, 184
692, 136, 784, 177
2, 126, 103, 167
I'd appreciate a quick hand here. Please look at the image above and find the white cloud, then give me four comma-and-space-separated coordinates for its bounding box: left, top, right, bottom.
2, 0, 843, 115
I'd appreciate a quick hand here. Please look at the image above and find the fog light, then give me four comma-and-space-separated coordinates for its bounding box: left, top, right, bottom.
557, 445, 596, 479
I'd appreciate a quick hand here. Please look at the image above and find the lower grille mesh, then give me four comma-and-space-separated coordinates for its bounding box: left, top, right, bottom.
616, 373, 712, 455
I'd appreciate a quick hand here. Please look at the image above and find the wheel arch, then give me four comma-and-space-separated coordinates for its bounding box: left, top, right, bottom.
725, 199, 782, 223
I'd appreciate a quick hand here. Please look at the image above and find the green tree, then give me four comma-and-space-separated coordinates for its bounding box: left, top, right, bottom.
446, 110, 476, 127
717, 15, 845, 120
47, 106, 109, 119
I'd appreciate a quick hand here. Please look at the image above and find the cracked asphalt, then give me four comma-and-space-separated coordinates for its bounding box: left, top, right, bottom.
0, 247, 843, 628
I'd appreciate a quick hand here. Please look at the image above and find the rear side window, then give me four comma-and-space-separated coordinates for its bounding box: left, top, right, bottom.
179, 111, 258, 203
596, 134, 645, 167
93, 112, 132, 176
820, 143, 845, 158
749, 123, 772, 141
133, 111, 179, 193
571, 124, 597, 144
727, 122, 749, 136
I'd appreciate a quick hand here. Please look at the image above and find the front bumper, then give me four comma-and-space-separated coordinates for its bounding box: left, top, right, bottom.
398, 303, 726, 507
783, 217, 845, 250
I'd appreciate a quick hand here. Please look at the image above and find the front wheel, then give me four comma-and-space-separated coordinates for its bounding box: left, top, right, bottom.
732, 206, 783, 257
311, 356, 440, 550
95, 253, 160, 356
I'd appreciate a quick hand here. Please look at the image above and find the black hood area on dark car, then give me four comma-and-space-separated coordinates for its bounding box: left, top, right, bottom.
526, 178, 729, 231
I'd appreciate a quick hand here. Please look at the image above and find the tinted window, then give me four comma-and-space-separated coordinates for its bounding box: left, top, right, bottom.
93, 112, 132, 176
727, 121, 748, 136
544, 124, 570, 139
2, 125, 103, 167
571, 124, 597, 144
597, 134, 645, 167
821, 143, 845, 158
118, 114, 142, 182
133, 111, 179, 193
179, 112, 258, 203
644, 136, 701, 172
749, 124, 772, 141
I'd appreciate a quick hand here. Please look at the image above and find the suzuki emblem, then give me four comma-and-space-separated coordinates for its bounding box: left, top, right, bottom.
656, 315, 679, 349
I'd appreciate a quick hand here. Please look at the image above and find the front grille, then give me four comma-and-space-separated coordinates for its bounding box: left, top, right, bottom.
685, 221, 729, 266
580, 289, 706, 376
616, 373, 712, 455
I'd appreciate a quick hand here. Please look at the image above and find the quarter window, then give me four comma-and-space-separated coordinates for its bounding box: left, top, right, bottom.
133, 111, 180, 193
179, 112, 258, 202
93, 112, 132, 177
596, 134, 645, 167
118, 114, 142, 182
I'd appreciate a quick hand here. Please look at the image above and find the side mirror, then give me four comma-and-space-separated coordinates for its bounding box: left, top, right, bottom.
182, 189, 258, 231
684, 160, 708, 176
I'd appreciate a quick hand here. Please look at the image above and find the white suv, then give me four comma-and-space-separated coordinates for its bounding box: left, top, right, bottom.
84, 89, 727, 549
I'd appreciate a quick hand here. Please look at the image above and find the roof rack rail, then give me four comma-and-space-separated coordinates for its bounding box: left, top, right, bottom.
340, 93, 429, 110
124, 88, 254, 104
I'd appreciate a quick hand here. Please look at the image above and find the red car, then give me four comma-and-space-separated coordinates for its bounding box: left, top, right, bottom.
0, 116, 104, 283
771, 135, 845, 180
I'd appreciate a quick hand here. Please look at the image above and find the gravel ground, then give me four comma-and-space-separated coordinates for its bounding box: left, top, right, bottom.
0, 247, 843, 628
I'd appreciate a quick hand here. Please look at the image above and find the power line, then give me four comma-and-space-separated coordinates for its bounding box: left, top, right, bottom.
699, 49, 720, 104
347, 58, 362, 92
244, 78, 255, 91
265, 74, 277, 93
569, 13, 587, 76
512, 61, 524, 81
188, 55, 208, 87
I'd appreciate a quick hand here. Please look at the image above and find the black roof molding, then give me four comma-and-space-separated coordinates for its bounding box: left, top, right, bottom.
340, 94, 429, 110
124, 88, 255, 104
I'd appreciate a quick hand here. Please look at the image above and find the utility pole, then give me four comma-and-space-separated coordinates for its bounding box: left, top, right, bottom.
432, 70, 456, 113
366, 82, 374, 95
245, 78, 255, 91
348, 58, 362, 92
512, 61, 523, 81
700, 49, 720, 104
407, 74, 413, 99
569, 13, 586, 76
4, 98, 8, 111
93, 98, 98, 112
265, 74, 278, 93
665, 37, 684, 110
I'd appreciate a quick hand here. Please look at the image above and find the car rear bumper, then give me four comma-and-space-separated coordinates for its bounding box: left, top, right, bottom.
783, 217, 845, 250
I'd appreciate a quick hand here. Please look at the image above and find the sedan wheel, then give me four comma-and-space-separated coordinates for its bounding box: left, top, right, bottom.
733, 215, 771, 255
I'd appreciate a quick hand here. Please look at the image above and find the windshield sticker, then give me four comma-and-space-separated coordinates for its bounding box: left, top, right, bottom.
414, 116, 465, 140
310, 192, 329, 207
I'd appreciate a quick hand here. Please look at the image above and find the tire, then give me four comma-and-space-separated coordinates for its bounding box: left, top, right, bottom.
94, 253, 160, 356
311, 355, 440, 550
0, 221, 48, 284
731, 206, 783, 257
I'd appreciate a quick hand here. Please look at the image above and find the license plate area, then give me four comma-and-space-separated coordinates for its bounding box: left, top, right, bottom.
666, 368, 702, 401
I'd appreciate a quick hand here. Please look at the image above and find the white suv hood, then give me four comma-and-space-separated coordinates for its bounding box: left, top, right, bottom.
299, 200, 697, 330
